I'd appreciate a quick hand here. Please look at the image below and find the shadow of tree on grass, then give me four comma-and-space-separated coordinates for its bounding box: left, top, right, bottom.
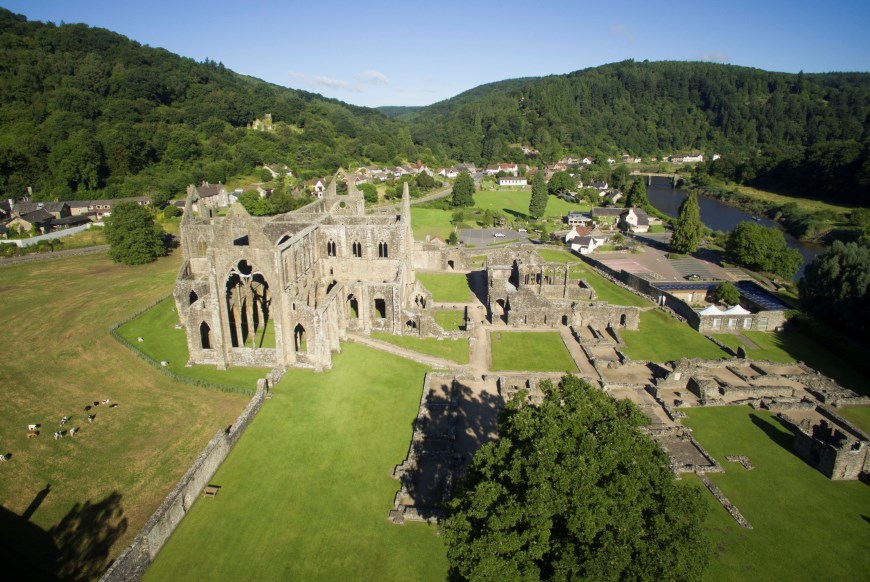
0, 490, 128, 581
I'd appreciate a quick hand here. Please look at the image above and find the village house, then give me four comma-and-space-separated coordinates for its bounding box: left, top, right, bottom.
188, 182, 229, 211
485, 163, 519, 176
497, 176, 528, 187
564, 225, 609, 255
668, 154, 704, 163
566, 211, 591, 226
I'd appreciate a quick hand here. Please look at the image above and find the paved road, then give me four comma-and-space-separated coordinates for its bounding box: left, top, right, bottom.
459, 228, 529, 248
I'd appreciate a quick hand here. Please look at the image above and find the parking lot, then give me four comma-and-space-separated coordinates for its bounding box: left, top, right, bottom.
459, 228, 528, 247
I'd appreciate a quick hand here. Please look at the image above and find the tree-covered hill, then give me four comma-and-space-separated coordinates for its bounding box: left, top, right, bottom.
0, 8, 413, 202
406, 60, 870, 165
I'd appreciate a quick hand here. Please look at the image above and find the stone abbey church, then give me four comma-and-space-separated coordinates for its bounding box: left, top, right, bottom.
174, 170, 639, 372
174, 171, 437, 371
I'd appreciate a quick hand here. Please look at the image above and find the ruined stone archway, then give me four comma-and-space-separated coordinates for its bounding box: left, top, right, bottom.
294, 324, 307, 353
347, 294, 359, 318
225, 260, 271, 348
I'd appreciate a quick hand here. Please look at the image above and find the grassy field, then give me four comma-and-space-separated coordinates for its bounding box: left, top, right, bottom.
474, 189, 588, 219
682, 407, 870, 581
116, 298, 270, 389
489, 331, 578, 372
145, 344, 448, 581
417, 273, 473, 303
435, 309, 465, 331
536, 248, 651, 307
411, 207, 454, 241
622, 309, 728, 362
838, 406, 870, 434
707, 179, 853, 216
0, 251, 246, 580
410, 191, 588, 241
372, 332, 470, 364
57, 226, 107, 249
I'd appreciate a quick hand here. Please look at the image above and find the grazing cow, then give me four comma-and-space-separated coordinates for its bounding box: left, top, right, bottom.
93, 401, 100, 406
27, 431, 38, 439
110, 404, 119, 409
87, 414, 95, 423
0, 454, 8, 462
84, 405, 91, 411
102, 399, 110, 404
70, 427, 79, 437
27, 424, 38, 431
53, 431, 60, 440
60, 416, 70, 427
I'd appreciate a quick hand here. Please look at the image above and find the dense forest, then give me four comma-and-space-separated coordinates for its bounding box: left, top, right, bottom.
1, 7, 869, 209
404, 61, 870, 163
0, 8, 414, 202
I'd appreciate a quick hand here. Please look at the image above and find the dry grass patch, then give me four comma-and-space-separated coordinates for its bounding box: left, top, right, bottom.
0, 251, 247, 579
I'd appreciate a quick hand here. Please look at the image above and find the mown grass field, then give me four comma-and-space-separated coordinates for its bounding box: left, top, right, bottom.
622, 309, 727, 361
145, 344, 448, 581
0, 251, 247, 580
116, 297, 269, 389
417, 272, 473, 303
372, 332, 470, 364
435, 309, 465, 331
489, 331, 578, 372
410, 190, 588, 241
682, 407, 870, 581
536, 248, 651, 307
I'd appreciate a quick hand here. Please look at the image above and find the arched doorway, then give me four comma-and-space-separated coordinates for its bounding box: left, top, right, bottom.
374, 298, 386, 319
347, 294, 359, 318
199, 322, 211, 349
294, 324, 306, 353
189, 290, 199, 305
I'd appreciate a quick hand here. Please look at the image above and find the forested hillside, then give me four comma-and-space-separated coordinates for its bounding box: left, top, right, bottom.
2, 7, 869, 208
0, 9, 412, 202
406, 60, 870, 169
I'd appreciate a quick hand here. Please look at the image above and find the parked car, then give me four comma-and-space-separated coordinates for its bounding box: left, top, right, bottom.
493, 232, 505, 237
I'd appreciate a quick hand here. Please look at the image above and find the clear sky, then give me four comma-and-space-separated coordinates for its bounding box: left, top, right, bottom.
3, 0, 870, 108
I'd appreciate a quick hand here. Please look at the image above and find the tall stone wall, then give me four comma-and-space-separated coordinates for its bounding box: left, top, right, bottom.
100, 382, 267, 581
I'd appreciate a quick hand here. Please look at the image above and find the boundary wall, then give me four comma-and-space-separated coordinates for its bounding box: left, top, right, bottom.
101, 380, 268, 581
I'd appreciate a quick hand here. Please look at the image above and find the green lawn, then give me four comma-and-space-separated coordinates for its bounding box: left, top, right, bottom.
474, 189, 588, 220
116, 297, 270, 389
372, 332, 470, 364
838, 406, 870, 434
622, 310, 728, 362
145, 344, 448, 581
411, 207, 454, 241
417, 273, 473, 303
681, 407, 870, 581
435, 309, 465, 331
536, 248, 650, 307
489, 331, 578, 372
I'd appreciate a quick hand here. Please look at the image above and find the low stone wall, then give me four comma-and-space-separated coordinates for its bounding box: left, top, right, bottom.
699, 474, 753, 529
101, 381, 268, 581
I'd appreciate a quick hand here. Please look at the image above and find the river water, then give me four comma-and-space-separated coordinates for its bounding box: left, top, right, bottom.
644, 177, 824, 279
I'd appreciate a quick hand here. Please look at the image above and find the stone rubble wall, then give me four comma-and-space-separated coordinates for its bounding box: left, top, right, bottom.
699, 474, 753, 529
100, 380, 268, 581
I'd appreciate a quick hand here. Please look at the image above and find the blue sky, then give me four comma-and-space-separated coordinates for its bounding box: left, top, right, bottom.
4, 0, 870, 108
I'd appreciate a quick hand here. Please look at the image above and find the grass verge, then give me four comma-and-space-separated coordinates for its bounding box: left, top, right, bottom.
417, 273, 473, 303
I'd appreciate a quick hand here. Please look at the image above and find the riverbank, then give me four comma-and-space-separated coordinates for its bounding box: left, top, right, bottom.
679, 178, 859, 244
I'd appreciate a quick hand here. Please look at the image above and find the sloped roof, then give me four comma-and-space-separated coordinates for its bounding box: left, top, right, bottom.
699, 305, 724, 316
724, 305, 751, 315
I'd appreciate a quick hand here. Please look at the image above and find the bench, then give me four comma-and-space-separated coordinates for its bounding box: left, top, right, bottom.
203, 485, 221, 497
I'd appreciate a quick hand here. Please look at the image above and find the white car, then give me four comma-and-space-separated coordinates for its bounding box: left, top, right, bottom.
517, 228, 527, 233
493, 232, 505, 237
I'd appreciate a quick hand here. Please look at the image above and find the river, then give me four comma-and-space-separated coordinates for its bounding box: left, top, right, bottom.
644, 177, 824, 279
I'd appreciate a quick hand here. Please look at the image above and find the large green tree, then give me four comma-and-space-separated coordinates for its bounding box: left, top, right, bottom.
104, 202, 166, 265
443, 375, 709, 581
799, 240, 870, 341
528, 171, 548, 219
547, 171, 575, 196
626, 177, 649, 209
671, 192, 703, 254
726, 221, 802, 279
451, 171, 475, 207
